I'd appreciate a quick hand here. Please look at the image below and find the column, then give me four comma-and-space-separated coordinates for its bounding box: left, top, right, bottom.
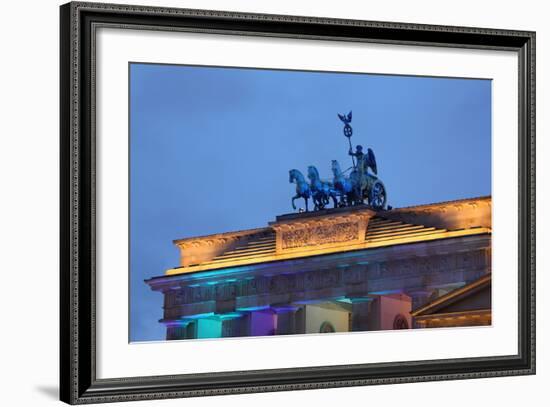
349, 298, 374, 332
166, 321, 196, 340
221, 314, 247, 338
186, 321, 197, 339
294, 306, 306, 334
273, 306, 300, 335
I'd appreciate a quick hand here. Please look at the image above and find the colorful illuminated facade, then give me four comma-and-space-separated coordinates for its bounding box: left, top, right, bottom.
145, 196, 492, 340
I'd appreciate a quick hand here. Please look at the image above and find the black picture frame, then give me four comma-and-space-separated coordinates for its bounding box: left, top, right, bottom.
60, 1, 536, 404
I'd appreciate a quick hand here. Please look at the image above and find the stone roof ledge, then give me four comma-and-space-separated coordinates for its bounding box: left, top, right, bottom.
173, 227, 273, 268
166, 196, 491, 275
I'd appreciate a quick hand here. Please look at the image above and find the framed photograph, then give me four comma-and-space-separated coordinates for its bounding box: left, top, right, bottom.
60, 1, 535, 404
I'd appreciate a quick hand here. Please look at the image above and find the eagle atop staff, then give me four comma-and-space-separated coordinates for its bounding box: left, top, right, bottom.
338, 111, 352, 125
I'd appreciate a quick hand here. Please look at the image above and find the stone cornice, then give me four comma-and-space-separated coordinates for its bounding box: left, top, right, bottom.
383, 195, 491, 214
163, 228, 491, 276
381, 196, 491, 231
173, 227, 272, 249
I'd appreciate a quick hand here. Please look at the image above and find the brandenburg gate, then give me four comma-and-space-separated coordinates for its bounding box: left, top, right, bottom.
145, 196, 492, 340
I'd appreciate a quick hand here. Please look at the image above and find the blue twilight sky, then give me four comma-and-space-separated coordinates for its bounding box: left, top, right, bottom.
130, 63, 491, 342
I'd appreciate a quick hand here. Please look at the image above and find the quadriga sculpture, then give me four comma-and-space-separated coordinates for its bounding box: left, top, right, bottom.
288, 111, 388, 212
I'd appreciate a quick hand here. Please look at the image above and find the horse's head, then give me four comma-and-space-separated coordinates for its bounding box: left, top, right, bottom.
289, 169, 304, 184
331, 160, 340, 175
307, 165, 319, 181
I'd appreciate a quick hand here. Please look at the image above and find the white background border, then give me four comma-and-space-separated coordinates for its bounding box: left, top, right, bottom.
96, 27, 518, 379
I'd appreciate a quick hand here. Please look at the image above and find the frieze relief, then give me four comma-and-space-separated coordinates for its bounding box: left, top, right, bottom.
281, 221, 359, 249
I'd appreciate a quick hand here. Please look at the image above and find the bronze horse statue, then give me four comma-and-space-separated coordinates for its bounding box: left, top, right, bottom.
289, 169, 311, 211
307, 165, 338, 210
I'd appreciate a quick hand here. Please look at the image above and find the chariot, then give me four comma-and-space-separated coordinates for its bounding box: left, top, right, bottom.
332, 157, 387, 210
361, 172, 387, 210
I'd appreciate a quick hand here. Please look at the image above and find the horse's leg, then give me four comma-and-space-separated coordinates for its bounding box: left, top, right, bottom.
323, 187, 330, 206
292, 194, 298, 210
314, 196, 320, 211
355, 186, 362, 205
346, 192, 353, 206
348, 183, 355, 206
304, 197, 309, 212
322, 192, 329, 209
331, 193, 338, 208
